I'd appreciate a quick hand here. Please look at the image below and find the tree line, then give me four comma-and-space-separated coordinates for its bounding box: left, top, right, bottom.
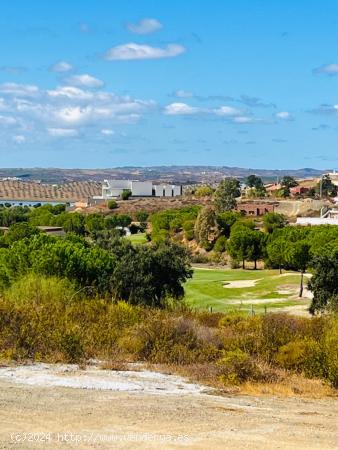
0, 203, 148, 236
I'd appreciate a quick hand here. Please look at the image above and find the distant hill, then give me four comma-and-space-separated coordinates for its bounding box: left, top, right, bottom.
0, 166, 327, 184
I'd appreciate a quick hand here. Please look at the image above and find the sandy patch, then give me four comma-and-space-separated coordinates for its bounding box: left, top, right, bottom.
278, 272, 312, 279
277, 304, 311, 317
223, 279, 260, 288
0, 364, 207, 395
228, 298, 294, 305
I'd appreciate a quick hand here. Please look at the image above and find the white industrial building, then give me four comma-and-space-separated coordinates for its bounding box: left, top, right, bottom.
98, 179, 182, 199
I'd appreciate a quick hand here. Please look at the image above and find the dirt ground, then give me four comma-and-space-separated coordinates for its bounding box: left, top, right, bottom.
0, 377, 337, 450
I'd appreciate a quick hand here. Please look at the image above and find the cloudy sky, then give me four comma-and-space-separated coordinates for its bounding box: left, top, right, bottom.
0, 0, 338, 169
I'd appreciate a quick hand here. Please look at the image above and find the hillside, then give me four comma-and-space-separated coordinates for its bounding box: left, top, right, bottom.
0, 166, 327, 184
0, 180, 101, 202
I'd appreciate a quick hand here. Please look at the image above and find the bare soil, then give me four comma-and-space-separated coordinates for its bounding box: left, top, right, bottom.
0, 366, 337, 450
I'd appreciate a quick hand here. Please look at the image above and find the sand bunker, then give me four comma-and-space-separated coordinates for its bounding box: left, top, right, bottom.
223, 279, 260, 288
0, 364, 207, 395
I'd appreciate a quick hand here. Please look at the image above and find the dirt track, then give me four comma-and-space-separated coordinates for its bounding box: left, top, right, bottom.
0, 377, 337, 449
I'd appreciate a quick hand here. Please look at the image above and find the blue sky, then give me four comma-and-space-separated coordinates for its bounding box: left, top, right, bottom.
0, 0, 338, 169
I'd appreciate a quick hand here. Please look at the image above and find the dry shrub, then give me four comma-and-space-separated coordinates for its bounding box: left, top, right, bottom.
260, 313, 311, 360
276, 338, 323, 376
216, 350, 271, 385
118, 313, 220, 365
195, 311, 225, 328
0, 276, 336, 391
321, 317, 338, 387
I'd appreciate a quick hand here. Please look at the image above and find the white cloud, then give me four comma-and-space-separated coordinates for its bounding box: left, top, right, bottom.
104, 43, 185, 61
164, 103, 247, 121
173, 90, 194, 98
47, 86, 94, 100
164, 102, 202, 115
0, 78, 156, 141
233, 116, 254, 123
127, 18, 163, 34
313, 63, 338, 75
47, 127, 79, 137
101, 128, 115, 135
214, 106, 242, 116
65, 74, 104, 88
310, 103, 338, 115
0, 115, 17, 125
0, 83, 39, 97
13, 135, 26, 143
53, 106, 93, 125
49, 61, 73, 73
276, 111, 293, 120
115, 113, 141, 123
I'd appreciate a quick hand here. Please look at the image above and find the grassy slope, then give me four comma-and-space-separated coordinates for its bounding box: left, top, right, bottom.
184, 268, 310, 313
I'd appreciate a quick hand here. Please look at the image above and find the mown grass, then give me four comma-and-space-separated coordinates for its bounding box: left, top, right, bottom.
184, 268, 311, 314
126, 233, 147, 244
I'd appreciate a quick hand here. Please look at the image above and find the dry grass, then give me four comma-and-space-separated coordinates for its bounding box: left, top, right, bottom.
88, 196, 206, 217
240, 374, 337, 398
146, 363, 337, 399
99, 360, 128, 371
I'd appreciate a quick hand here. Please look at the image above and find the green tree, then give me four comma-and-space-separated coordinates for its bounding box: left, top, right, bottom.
319, 175, 337, 198
121, 189, 132, 200
280, 176, 298, 197
308, 248, 338, 314
4, 222, 40, 245
266, 236, 288, 273
194, 185, 214, 197
246, 175, 264, 190
111, 242, 192, 307
107, 200, 118, 210
245, 175, 266, 198
135, 211, 149, 222
285, 240, 311, 297
216, 211, 240, 238
54, 212, 85, 235
29, 207, 54, 226
84, 214, 105, 234
246, 230, 266, 270
213, 235, 227, 253
263, 212, 286, 234
214, 178, 241, 212
194, 206, 220, 250
182, 220, 195, 241
228, 228, 265, 269
116, 214, 132, 228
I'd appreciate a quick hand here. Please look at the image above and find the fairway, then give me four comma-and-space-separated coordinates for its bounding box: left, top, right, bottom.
126, 233, 147, 244
184, 268, 311, 315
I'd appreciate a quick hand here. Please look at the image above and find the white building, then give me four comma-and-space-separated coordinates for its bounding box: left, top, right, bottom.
327, 171, 338, 186
296, 202, 338, 226
98, 179, 182, 199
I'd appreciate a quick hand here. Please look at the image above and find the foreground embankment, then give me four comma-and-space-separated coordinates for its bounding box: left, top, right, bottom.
0, 364, 337, 450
